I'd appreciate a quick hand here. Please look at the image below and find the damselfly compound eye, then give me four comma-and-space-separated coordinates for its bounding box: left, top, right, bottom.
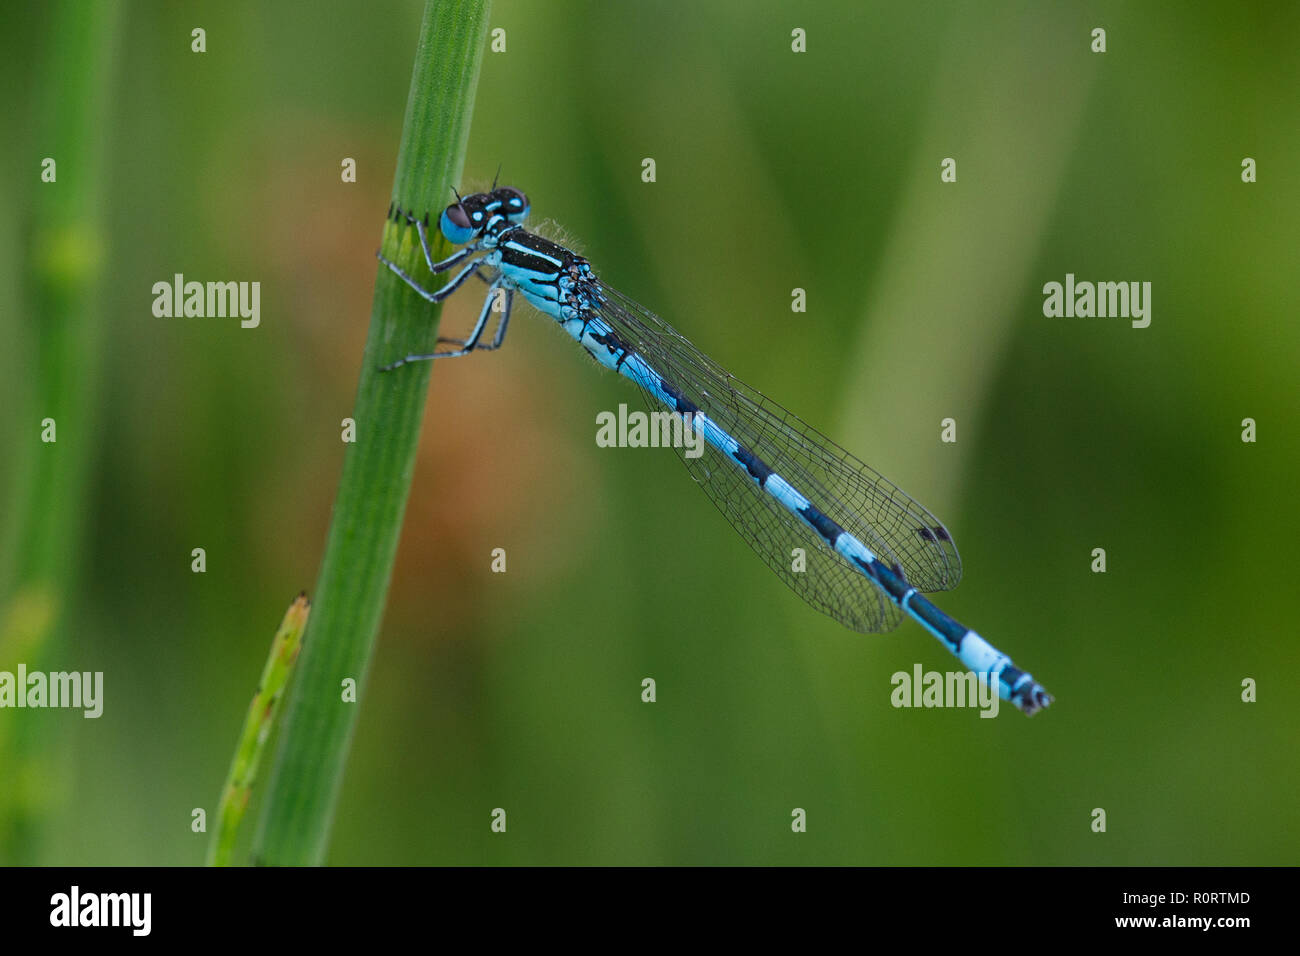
439, 203, 475, 244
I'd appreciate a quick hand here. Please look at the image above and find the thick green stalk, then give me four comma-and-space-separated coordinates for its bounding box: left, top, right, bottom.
250, 0, 492, 865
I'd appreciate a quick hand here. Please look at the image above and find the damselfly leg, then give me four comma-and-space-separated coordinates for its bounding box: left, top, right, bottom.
378, 278, 514, 370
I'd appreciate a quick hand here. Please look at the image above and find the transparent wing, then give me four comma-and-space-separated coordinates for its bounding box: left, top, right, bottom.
591, 283, 961, 633
664, 416, 903, 633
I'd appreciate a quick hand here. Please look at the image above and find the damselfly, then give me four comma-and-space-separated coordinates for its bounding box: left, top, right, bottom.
377, 186, 1052, 715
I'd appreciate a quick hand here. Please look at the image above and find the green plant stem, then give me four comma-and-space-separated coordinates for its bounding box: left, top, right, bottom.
0, 0, 120, 864
207, 594, 309, 866
250, 0, 492, 865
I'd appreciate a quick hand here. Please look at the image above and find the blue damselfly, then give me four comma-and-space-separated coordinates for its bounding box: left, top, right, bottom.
377, 186, 1052, 716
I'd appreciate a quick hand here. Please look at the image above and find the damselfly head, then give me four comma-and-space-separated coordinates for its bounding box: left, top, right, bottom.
438, 186, 531, 245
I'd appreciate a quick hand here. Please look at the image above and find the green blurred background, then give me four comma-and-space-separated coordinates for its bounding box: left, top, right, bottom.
1, 0, 1297, 864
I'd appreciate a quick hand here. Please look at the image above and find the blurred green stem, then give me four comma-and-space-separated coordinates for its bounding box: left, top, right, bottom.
0, 0, 121, 864
250, 0, 492, 865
